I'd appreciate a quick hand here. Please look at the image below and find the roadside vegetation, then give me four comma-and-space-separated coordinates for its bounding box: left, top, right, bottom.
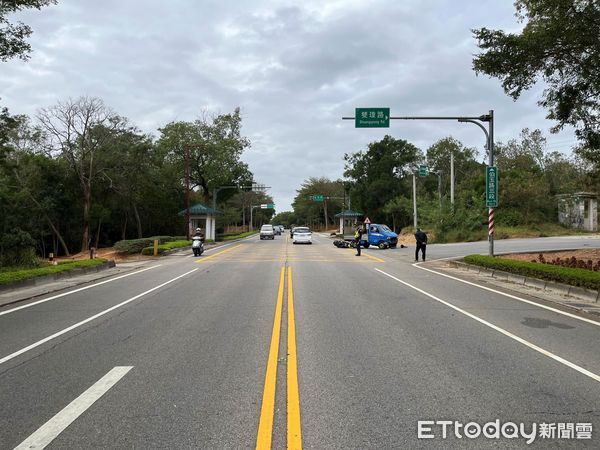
0, 259, 108, 286
286, 130, 598, 243
218, 231, 258, 241
463, 255, 600, 291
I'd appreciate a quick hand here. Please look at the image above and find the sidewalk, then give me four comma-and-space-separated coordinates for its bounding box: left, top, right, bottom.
0, 239, 239, 309
0, 260, 155, 308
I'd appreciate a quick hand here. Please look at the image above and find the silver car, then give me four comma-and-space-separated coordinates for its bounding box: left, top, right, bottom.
260, 224, 275, 240
292, 227, 312, 244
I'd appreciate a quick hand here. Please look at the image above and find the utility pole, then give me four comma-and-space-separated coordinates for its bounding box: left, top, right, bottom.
450, 152, 455, 209
184, 145, 191, 240
412, 173, 418, 229
437, 171, 442, 212
488, 110, 495, 256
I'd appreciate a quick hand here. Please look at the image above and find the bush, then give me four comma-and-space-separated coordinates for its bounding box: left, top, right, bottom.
0, 229, 40, 268
114, 236, 185, 254
141, 240, 192, 255
0, 259, 108, 285
463, 254, 600, 290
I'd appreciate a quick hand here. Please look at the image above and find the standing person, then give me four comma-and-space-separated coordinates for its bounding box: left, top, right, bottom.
414, 227, 427, 261
354, 226, 363, 256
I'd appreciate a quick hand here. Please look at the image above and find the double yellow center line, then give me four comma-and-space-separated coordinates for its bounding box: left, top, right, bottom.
256, 266, 302, 449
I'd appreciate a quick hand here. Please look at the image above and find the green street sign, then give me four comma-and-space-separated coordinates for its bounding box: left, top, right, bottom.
311, 195, 324, 202
260, 204, 275, 209
486, 166, 498, 207
419, 165, 428, 177
355, 108, 390, 128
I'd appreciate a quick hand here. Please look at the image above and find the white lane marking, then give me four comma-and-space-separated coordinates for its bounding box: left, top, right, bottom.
0, 268, 198, 365
413, 262, 600, 327
375, 268, 600, 383
14, 366, 133, 449
0, 265, 162, 318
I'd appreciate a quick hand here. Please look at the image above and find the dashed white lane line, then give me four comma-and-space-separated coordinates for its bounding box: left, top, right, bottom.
413, 262, 600, 327
0, 268, 198, 366
375, 268, 600, 384
14, 366, 133, 449
0, 265, 162, 318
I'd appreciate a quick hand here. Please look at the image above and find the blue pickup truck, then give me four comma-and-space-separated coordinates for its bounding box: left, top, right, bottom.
361, 224, 398, 249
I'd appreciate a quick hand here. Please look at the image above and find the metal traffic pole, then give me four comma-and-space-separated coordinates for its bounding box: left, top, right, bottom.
412, 173, 418, 229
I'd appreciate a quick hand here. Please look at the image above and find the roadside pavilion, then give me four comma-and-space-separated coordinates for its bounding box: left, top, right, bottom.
334, 210, 363, 236
178, 203, 220, 241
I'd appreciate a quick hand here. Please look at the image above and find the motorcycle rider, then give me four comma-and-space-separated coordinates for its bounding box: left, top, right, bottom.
192, 227, 204, 256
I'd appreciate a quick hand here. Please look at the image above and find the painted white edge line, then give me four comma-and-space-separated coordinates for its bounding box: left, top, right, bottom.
412, 262, 600, 327
0, 268, 198, 366
374, 268, 600, 383
0, 265, 162, 318
14, 366, 133, 449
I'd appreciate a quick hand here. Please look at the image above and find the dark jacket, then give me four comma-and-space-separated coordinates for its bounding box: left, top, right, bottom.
415, 230, 427, 245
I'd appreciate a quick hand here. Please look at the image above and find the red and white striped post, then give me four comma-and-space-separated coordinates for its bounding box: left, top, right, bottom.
488, 208, 495, 255
488, 110, 495, 257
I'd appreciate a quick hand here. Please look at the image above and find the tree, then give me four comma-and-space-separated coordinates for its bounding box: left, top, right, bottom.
157, 108, 253, 205
292, 177, 344, 230
472, 0, 600, 155
1, 0, 57, 61
344, 135, 422, 222
37, 96, 126, 252
271, 211, 297, 228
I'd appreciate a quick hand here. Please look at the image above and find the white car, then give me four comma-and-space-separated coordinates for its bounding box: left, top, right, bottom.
260, 224, 275, 240
292, 227, 312, 244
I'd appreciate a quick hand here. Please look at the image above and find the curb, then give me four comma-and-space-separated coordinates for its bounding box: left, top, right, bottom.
0, 260, 116, 294
448, 260, 600, 304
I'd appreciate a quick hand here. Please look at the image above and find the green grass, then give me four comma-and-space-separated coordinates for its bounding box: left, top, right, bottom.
493, 224, 588, 239
219, 231, 258, 241
463, 254, 600, 290
0, 259, 108, 286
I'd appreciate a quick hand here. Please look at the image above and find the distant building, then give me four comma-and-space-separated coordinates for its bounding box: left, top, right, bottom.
556, 192, 598, 232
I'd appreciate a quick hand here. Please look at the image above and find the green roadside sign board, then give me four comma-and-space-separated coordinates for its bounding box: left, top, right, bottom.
355, 108, 390, 128
260, 204, 275, 209
419, 165, 428, 177
486, 166, 498, 207
311, 195, 324, 202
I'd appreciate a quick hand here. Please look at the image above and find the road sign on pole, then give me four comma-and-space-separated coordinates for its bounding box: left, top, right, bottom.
355, 108, 390, 128
419, 165, 428, 177
364, 217, 371, 224
486, 166, 498, 207
311, 195, 324, 202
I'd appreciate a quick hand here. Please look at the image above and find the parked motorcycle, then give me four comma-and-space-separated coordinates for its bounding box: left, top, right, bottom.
192, 236, 204, 256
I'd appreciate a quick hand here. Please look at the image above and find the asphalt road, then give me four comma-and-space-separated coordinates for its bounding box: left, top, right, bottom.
1, 234, 599, 448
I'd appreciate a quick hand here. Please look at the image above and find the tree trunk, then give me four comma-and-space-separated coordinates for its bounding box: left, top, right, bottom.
81, 184, 91, 252
133, 204, 143, 238
121, 213, 128, 241
14, 170, 71, 256
94, 218, 102, 249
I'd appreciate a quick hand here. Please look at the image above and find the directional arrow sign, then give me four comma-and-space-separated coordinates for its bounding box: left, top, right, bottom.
355, 108, 390, 128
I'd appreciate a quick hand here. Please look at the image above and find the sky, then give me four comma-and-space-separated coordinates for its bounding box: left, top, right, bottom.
1, 0, 578, 212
